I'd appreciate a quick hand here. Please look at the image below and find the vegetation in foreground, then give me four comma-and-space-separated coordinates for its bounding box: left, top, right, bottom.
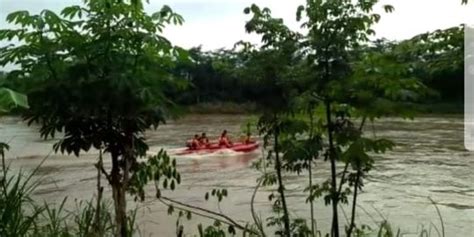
0, 0, 469, 236
0, 162, 448, 237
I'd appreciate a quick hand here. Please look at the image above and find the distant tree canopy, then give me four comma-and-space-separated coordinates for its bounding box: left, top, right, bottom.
395, 25, 464, 101
171, 25, 464, 106
0, 25, 464, 107
172, 47, 249, 104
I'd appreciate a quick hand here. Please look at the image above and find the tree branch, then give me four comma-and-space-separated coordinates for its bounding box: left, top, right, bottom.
251, 179, 266, 237
358, 116, 367, 131
273, 124, 291, 237
96, 162, 112, 184
338, 115, 367, 198
347, 170, 361, 237
158, 196, 259, 236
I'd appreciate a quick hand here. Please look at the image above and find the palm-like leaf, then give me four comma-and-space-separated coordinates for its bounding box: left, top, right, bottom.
0, 87, 29, 114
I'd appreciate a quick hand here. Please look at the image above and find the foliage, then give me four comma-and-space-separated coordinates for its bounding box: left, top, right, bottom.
241, 4, 305, 236
0, 87, 29, 114
172, 24, 465, 109
393, 25, 464, 101
68, 199, 114, 237
0, 165, 133, 237
129, 149, 181, 201
236, 0, 432, 236
197, 221, 231, 237
173, 47, 250, 105
0, 168, 42, 237
0, 27, 465, 113
0, 0, 187, 235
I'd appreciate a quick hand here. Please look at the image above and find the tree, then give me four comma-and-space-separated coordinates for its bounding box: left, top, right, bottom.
0, 0, 185, 236
241, 4, 306, 236
295, 1, 432, 236
295, 1, 388, 235
238, 1, 430, 236
394, 25, 464, 102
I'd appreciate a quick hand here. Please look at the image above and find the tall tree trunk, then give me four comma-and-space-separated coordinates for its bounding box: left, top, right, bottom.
106, 111, 127, 236
113, 184, 127, 237
111, 150, 128, 237
274, 126, 291, 237
347, 170, 361, 237
325, 101, 339, 237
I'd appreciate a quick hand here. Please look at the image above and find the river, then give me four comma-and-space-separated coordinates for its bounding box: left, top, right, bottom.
1, 114, 473, 236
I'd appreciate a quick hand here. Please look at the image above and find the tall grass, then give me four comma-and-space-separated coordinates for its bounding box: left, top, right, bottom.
32, 198, 70, 237
0, 168, 42, 236
71, 199, 114, 237
0, 165, 137, 237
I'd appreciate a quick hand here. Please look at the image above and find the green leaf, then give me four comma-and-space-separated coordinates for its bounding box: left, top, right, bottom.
243, 7, 250, 14
383, 5, 395, 13
0, 87, 29, 114
6, 11, 30, 25
372, 13, 381, 23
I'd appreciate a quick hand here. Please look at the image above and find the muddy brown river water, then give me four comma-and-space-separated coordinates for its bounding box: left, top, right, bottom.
1, 115, 473, 236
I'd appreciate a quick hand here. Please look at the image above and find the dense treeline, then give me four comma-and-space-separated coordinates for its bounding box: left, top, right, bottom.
402, 26, 464, 102
0, 25, 464, 107
170, 25, 464, 107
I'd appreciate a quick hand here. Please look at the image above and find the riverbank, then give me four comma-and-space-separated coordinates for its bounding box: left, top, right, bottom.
185, 102, 257, 114
416, 102, 463, 114
184, 102, 463, 115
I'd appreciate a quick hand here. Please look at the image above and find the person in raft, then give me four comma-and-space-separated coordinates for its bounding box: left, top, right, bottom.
190, 134, 200, 149
244, 132, 254, 144
199, 132, 210, 147
219, 130, 233, 147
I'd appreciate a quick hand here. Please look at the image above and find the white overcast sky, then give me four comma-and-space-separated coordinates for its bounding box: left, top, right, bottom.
0, 0, 473, 51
